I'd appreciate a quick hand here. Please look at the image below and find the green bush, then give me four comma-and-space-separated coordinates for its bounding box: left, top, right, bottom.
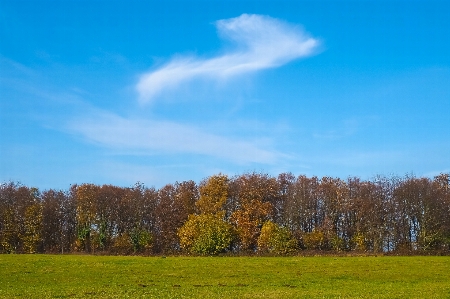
178, 214, 234, 255
257, 220, 298, 254
130, 227, 153, 253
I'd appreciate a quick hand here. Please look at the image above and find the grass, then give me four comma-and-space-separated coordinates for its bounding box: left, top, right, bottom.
0, 254, 449, 298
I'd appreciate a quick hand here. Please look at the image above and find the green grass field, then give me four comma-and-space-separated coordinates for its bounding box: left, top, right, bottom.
0, 255, 449, 298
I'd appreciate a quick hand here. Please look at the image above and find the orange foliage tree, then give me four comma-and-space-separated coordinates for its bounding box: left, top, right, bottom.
230, 173, 276, 251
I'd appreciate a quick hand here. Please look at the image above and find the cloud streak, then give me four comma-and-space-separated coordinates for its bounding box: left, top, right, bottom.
67, 111, 282, 165
137, 14, 319, 103
66, 15, 319, 166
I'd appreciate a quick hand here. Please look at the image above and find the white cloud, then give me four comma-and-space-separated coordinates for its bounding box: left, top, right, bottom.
136, 14, 319, 103
67, 111, 282, 165
55, 15, 320, 168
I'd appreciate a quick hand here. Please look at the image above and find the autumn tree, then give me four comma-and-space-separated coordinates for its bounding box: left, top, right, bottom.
153, 181, 198, 254
318, 177, 352, 250
178, 175, 234, 255
230, 173, 276, 251
41, 189, 76, 253
22, 204, 42, 253
276, 173, 295, 227
432, 173, 450, 250
0, 183, 42, 253
196, 174, 228, 215
176, 180, 198, 218
399, 174, 450, 251
284, 176, 321, 235
344, 177, 383, 252
2, 171, 449, 255
75, 184, 99, 252
178, 213, 234, 255
111, 184, 155, 254
257, 220, 297, 254
0, 182, 21, 253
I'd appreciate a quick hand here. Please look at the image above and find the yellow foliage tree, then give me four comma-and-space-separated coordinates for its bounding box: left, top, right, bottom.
257, 220, 297, 254
22, 203, 43, 253
195, 174, 228, 215
0, 207, 17, 253
178, 175, 234, 255
178, 214, 234, 255
302, 230, 325, 250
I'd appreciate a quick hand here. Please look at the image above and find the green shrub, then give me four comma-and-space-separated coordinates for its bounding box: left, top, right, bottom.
178, 214, 234, 255
257, 220, 297, 254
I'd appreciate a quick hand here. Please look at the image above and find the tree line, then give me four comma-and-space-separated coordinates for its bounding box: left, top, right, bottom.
1, 172, 449, 255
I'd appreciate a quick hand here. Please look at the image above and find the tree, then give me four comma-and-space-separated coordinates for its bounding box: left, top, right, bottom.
0, 183, 42, 253
414, 174, 450, 250
129, 227, 153, 253
285, 175, 321, 236
0, 182, 20, 253
196, 175, 228, 215
42, 189, 64, 253
22, 203, 43, 253
178, 214, 234, 255
317, 177, 349, 250
176, 180, 198, 218
74, 184, 99, 252
112, 184, 155, 254
154, 182, 195, 254
178, 175, 233, 255
302, 230, 326, 250
276, 173, 295, 228
230, 173, 275, 251
154, 184, 175, 252
432, 173, 450, 250
2, 171, 449, 255
91, 185, 123, 251
257, 220, 297, 254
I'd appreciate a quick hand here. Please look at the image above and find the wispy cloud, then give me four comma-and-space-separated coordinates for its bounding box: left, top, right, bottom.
136, 14, 319, 103
4, 15, 316, 169
67, 110, 282, 165
2, 55, 287, 167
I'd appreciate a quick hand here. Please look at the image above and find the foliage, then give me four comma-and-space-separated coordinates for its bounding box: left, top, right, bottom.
1, 172, 450, 255
230, 173, 275, 251
75, 184, 99, 252
231, 200, 272, 251
111, 229, 153, 254
111, 233, 133, 254
302, 230, 325, 250
178, 214, 234, 255
330, 236, 346, 251
178, 175, 233, 255
196, 174, 228, 215
257, 220, 297, 254
351, 233, 367, 251
0, 207, 17, 253
130, 227, 153, 253
22, 203, 43, 253
154, 183, 196, 253
41, 189, 76, 253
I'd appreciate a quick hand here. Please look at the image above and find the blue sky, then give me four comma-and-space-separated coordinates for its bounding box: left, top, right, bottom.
1, 0, 449, 190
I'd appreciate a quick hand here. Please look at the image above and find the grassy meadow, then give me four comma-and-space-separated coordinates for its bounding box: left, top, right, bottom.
0, 254, 449, 298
